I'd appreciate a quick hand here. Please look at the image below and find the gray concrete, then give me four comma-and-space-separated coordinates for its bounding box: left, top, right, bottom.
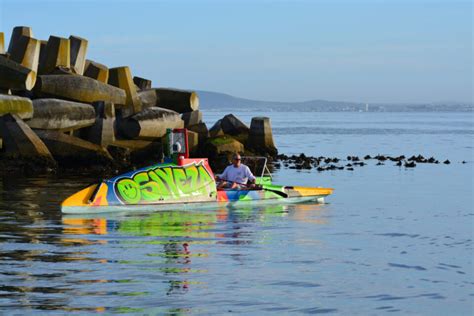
220, 114, 249, 136
83, 59, 109, 83
108, 66, 141, 115
133, 76, 151, 90
0, 113, 53, 159
0, 56, 36, 91
27, 98, 96, 130
247, 116, 277, 156
39, 35, 70, 74
117, 107, 183, 140
35, 74, 126, 104
69, 35, 88, 75
0, 94, 33, 119
7, 26, 33, 54
8, 35, 40, 73
136, 88, 199, 113
182, 110, 202, 127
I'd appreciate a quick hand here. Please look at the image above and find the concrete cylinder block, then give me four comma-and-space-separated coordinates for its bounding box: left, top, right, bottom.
133, 76, 152, 90
35, 74, 126, 104
0, 56, 37, 91
8, 36, 41, 72
83, 59, 109, 83
0, 94, 33, 119
69, 35, 88, 75
108, 66, 142, 114
247, 116, 277, 156
117, 107, 183, 140
0, 32, 5, 54
39, 35, 70, 74
7, 26, 33, 53
182, 110, 203, 127
27, 98, 96, 130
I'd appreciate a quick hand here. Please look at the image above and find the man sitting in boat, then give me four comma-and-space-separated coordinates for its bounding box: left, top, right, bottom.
216, 153, 256, 189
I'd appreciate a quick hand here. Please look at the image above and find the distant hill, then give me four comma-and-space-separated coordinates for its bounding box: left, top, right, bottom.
196, 90, 473, 112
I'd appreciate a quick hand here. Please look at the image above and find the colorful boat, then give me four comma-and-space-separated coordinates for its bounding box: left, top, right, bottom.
61, 129, 333, 214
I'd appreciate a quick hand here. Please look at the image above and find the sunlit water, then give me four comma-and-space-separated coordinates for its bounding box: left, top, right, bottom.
0, 112, 472, 315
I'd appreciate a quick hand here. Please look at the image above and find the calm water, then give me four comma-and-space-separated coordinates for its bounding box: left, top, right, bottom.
0, 112, 473, 315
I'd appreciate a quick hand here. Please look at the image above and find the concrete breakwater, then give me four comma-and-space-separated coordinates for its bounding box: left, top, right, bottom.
0, 26, 278, 173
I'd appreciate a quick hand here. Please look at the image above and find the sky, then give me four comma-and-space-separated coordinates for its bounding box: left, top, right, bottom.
0, 0, 472, 103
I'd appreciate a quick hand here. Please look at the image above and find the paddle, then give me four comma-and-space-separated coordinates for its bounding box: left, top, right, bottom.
216, 178, 288, 198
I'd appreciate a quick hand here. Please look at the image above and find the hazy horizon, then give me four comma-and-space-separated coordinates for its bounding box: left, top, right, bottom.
1, 0, 472, 103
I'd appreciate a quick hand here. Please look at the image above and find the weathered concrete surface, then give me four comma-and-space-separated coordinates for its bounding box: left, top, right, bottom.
136, 88, 199, 113
220, 114, 249, 136
39, 36, 70, 74
35, 75, 126, 104
205, 136, 244, 156
69, 36, 88, 75
108, 66, 141, 114
187, 130, 199, 154
7, 26, 33, 53
35, 129, 112, 162
27, 98, 96, 130
8, 36, 40, 72
247, 117, 277, 156
182, 110, 202, 127
117, 107, 183, 140
83, 59, 108, 83
0, 94, 33, 119
0, 56, 37, 91
209, 119, 225, 138
188, 122, 209, 144
137, 89, 157, 108
81, 101, 115, 146
0, 113, 53, 159
133, 76, 151, 90
0, 32, 5, 54
38, 40, 47, 69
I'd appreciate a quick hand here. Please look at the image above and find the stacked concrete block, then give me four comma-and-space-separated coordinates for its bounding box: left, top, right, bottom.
133, 76, 152, 90
69, 35, 88, 75
117, 107, 183, 140
7, 26, 33, 53
247, 117, 277, 156
27, 98, 96, 130
82, 101, 115, 146
0, 32, 4, 54
0, 94, 34, 119
108, 66, 142, 115
39, 36, 70, 74
35, 74, 126, 104
8, 36, 41, 73
0, 113, 53, 159
137, 88, 199, 113
0, 56, 36, 90
83, 59, 109, 83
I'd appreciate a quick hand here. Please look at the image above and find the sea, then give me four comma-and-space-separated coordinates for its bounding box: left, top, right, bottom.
0, 111, 472, 315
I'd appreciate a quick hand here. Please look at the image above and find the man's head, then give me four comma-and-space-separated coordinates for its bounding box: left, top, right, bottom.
232, 153, 241, 167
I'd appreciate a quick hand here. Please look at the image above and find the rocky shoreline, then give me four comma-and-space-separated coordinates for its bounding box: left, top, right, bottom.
0, 26, 278, 174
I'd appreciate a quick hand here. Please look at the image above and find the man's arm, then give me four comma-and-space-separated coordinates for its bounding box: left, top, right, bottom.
245, 166, 256, 183
217, 166, 229, 181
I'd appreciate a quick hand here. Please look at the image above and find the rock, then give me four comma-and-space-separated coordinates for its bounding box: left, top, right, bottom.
137, 88, 199, 113
35, 129, 112, 163
38, 40, 47, 67
8, 35, 40, 73
364, 155, 371, 159
35, 74, 126, 104
83, 59, 109, 83
27, 98, 96, 130
404, 161, 416, 168
39, 35, 70, 74
81, 101, 115, 146
247, 117, 277, 156
0, 56, 37, 90
0, 94, 33, 119
133, 76, 151, 90
443, 160, 450, 164
346, 167, 354, 171
0, 113, 53, 159
220, 114, 249, 136
108, 66, 141, 115
69, 35, 88, 75
7, 26, 33, 53
182, 110, 202, 127
0, 32, 4, 54
205, 136, 244, 156
187, 122, 209, 144
117, 107, 183, 140
209, 119, 225, 137
396, 160, 402, 166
